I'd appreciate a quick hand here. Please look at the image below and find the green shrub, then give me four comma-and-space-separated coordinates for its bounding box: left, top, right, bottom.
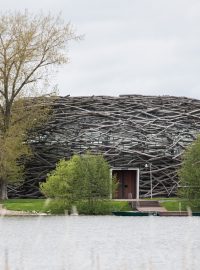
40, 154, 116, 208
76, 200, 131, 215
46, 200, 131, 215
178, 136, 200, 207
47, 199, 69, 214
40, 159, 71, 200
76, 200, 110, 215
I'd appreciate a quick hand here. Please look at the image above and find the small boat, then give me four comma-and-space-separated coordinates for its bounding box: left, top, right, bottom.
112, 211, 200, 217
112, 211, 158, 216
192, 212, 200, 216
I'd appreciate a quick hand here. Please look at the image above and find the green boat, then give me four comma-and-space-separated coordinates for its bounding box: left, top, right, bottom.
112, 211, 158, 216
192, 212, 200, 216
112, 211, 200, 217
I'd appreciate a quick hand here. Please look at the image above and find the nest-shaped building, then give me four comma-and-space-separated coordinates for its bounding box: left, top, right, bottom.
9, 95, 200, 198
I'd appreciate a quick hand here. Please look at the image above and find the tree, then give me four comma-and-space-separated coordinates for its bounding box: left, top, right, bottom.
0, 11, 79, 199
178, 136, 200, 207
0, 97, 50, 199
40, 154, 115, 206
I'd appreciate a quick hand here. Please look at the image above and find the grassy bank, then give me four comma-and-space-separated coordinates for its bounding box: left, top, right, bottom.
1, 198, 200, 214
2, 199, 51, 213
159, 199, 200, 212
1, 199, 132, 215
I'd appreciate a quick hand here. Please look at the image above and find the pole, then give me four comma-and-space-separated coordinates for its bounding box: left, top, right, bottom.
150, 163, 152, 199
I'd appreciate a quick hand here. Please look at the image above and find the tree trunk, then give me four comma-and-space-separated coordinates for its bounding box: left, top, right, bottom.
4, 102, 11, 133
0, 181, 8, 200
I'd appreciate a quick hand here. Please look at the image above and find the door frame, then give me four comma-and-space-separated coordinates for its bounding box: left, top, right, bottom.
110, 167, 140, 199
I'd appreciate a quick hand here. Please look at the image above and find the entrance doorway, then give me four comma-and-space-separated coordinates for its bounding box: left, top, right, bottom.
112, 169, 139, 199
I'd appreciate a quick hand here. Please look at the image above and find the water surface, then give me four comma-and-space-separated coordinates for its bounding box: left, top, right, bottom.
0, 216, 199, 270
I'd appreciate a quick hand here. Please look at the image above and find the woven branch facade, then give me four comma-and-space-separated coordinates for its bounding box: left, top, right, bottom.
9, 95, 200, 198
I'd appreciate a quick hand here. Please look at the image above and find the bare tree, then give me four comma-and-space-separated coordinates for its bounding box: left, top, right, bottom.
0, 11, 79, 199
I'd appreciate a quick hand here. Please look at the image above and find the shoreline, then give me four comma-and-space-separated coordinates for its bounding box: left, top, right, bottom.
0, 204, 47, 216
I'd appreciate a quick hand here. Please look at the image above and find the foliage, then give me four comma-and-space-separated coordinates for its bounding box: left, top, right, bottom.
0, 129, 28, 184
76, 200, 131, 215
0, 99, 49, 183
45, 199, 70, 214
0, 11, 79, 199
40, 153, 116, 206
40, 159, 71, 200
178, 136, 200, 207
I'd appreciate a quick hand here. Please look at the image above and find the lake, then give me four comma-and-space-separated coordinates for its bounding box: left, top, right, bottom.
0, 216, 200, 270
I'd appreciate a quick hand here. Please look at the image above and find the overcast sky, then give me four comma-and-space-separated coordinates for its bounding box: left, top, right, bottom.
2, 0, 200, 99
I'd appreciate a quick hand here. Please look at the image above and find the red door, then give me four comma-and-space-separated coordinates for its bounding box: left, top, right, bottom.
113, 170, 137, 199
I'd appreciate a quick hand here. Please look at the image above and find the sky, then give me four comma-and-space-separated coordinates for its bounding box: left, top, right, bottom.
1, 0, 200, 99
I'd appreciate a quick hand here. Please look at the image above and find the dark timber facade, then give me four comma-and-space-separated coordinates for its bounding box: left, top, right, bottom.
8, 95, 200, 198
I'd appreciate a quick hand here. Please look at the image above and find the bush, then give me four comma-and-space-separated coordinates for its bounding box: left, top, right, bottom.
178, 136, 200, 208
47, 199, 69, 214
40, 153, 116, 208
75, 200, 131, 215
40, 159, 71, 200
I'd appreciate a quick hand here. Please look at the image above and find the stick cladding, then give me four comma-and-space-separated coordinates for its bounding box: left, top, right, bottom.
8, 95, 200, 198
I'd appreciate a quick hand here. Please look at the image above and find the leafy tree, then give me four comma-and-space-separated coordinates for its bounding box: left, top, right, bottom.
0, 97, 50, 199
0, 11, 79, 199
40, 154, 115, 207
178, 136, 200, 207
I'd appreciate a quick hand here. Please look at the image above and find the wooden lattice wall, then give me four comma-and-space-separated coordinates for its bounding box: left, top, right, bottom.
8, 95, 200, 198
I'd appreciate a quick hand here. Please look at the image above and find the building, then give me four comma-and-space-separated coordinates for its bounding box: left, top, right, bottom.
10, 95, 200, 198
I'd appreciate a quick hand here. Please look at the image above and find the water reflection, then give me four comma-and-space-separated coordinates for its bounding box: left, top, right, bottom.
0, 216, 200, 270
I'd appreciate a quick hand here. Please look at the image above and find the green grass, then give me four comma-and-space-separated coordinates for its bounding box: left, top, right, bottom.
1, 199, 131, 215
2, 198, 200, 214
159, 199, 200, 211
159, 200, 188, 211
106, 201, 131, 211
1, 199, 51, 213
126, 196, 200, 211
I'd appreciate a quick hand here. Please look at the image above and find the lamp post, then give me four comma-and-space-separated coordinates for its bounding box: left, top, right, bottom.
145, 163, 153, 199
